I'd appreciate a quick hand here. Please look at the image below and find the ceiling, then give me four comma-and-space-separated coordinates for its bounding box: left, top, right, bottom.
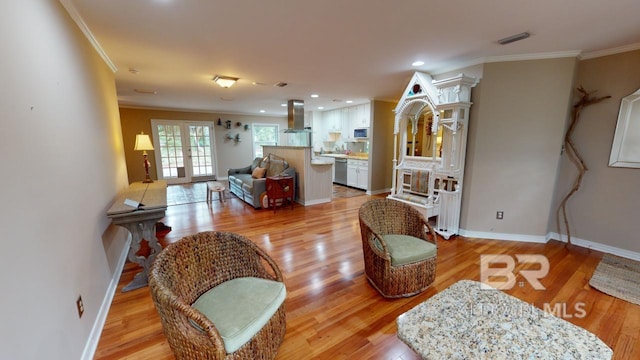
67, 0, 640, 116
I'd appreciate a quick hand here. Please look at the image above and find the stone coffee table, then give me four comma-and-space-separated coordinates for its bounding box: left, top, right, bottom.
397, 280, 612, 359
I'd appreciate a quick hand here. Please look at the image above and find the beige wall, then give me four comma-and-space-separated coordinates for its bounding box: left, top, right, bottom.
119, 108, 287, 183
370, 100, 396, 193
550, 50, 640, 253
460, 58, 577, 236
0, 2, 128, 359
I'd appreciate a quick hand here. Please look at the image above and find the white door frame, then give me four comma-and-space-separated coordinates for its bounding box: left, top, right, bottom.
150, 119, 218, 184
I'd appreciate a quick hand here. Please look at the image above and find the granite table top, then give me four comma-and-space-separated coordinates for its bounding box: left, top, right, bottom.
397, 280, 612, 360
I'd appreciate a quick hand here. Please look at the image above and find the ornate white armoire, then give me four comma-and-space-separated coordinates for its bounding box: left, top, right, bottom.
388, 72, 477, 239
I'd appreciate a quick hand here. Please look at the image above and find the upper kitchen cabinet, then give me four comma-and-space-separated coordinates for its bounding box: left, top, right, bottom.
355, 103, 371, 128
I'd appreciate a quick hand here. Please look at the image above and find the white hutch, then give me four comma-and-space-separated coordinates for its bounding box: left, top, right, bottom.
388, 72, 477, 239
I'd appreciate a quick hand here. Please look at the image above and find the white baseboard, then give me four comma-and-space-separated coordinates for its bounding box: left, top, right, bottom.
458, 229, 640, 261
368, 188, 391, 196
548, 232, 640, 261
458, 229, 547, 243
81, 233, 131, 360
303, 198, 332, 206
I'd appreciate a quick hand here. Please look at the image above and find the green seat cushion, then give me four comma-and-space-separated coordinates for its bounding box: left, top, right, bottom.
376, 234, 437, 266
191, 277, 286, 353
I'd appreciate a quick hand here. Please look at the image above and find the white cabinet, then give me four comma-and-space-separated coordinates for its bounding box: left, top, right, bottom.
347, 159, 368, 190
356, 103, 371, 128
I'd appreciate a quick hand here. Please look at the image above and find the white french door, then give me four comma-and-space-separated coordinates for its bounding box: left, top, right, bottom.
150, 120, 218, 184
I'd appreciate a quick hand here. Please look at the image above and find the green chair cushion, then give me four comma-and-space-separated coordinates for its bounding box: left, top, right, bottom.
375, 234, 437, 266
191, 277, 286, 353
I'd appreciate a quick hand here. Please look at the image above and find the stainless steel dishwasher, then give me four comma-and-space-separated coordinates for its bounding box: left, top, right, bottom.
334, 158, 348, 185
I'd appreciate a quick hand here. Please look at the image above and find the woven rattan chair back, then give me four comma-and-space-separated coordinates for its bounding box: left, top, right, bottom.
149, 231, 286, 359
358, 198, 438, 298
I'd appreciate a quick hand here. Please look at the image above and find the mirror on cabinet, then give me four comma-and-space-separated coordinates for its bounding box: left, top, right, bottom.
609, 88, 640, 168
405, 110, 443, 159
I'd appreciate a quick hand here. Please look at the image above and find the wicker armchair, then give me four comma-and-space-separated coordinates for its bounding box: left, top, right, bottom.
358, 198, 438, 298
148, 231, 286, 359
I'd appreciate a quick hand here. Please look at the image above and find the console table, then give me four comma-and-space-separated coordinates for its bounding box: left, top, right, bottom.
266, 176, 294, 213
107, 181, 167, 292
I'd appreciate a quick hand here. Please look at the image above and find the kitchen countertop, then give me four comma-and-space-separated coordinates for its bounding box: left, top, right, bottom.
317, 153, 369, 160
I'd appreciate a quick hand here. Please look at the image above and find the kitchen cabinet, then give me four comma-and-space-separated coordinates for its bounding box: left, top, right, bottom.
347, 159, 368, 190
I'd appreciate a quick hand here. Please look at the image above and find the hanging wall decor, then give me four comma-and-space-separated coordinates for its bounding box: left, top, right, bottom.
225, 120, 231, 129
217, 118, 222, 126
244, 124, 250, 131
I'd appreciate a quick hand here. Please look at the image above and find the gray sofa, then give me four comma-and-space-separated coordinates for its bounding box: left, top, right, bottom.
228, 156, 295, 208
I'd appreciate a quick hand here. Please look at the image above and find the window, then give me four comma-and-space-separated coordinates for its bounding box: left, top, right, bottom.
252, 124, 279, 158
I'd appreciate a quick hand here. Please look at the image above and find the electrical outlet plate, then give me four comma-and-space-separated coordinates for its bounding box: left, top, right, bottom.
496, 211, 504, 220
76, 296, 84, 318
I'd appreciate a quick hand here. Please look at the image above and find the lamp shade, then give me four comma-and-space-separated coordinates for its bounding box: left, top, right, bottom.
134, 132, 154, 151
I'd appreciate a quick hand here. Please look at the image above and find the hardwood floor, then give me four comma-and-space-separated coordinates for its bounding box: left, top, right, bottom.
94, 193, 640, 359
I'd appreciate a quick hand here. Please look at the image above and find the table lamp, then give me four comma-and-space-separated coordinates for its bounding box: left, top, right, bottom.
134, 132, 154, 183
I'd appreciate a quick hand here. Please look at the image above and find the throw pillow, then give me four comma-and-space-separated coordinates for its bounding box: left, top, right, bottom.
252, 166, 267, 179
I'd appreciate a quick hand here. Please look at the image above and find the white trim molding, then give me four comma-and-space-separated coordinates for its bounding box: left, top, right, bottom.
81, 233, 131, 360
458, 229, 547, 243
579, 42, 640, 60
458, 228, 640, 261
59, 0, 117, 73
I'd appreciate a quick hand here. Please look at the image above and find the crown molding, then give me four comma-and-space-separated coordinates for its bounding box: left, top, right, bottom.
432, 50, 581, 76
579, 42, 640, 60
59, 0, 117, 73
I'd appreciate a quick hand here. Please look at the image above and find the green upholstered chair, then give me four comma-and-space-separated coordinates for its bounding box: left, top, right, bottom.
358, 198, 438, 298
149, 231, 286, 359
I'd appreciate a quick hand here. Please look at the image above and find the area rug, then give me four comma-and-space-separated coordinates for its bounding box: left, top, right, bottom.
589, 253, 640, 306
397, 280, 612, 359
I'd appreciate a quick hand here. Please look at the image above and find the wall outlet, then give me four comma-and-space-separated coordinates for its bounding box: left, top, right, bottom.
496, 211, 504, 220
76, 295, 84, 318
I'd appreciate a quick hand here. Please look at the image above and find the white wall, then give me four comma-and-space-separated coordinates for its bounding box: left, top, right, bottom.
0, 1, 128, 359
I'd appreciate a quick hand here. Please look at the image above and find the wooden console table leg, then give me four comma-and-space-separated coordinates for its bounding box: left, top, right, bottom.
113, 214, 165, 292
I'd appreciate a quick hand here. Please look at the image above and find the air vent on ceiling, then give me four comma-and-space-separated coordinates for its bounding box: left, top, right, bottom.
497, 32, 531, 45
274, 82, 288, 87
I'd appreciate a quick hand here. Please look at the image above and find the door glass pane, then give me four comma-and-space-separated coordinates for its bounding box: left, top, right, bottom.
189, 125, 214, 177
157, 124, 184, 179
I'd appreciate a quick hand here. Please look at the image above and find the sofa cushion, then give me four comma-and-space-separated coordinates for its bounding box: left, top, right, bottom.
191, 277, 286, 353
252, 166, 267, 179
375, 234, 437, 266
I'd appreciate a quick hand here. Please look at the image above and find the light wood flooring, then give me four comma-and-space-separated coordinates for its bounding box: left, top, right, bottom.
94, 193, 640, 359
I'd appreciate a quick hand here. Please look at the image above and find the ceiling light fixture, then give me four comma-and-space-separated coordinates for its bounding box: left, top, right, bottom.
411, 61, 425, 67
212, 75, 239, 88
497, 32, 531, 45
311, 94, 319, 98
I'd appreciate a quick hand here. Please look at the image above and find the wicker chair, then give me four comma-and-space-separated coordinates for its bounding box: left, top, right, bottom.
358, 198, 438, 298
148, 231, 286, 359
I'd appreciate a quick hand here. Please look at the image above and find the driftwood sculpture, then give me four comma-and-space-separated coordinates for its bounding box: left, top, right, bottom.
557, 86, 610, 244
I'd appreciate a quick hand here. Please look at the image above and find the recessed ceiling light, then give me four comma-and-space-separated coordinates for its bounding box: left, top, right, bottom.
412, 61, 425, 67
311, 94, 319, 98
346, 100, 353, 104
259, 110, 266, 113
280, 103, 287, 107
318, 106, 324, 110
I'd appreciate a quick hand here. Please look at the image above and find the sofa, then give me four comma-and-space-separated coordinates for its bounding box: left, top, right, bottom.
228, 155, 295, 208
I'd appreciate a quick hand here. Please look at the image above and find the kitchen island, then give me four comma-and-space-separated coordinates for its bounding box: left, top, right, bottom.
263, 146, 333, 205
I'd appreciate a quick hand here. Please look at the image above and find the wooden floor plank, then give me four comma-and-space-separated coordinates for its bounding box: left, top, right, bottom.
94, 190, 640, 359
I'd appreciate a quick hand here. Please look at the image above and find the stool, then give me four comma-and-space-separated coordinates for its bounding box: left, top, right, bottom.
206, 181, 225, 203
